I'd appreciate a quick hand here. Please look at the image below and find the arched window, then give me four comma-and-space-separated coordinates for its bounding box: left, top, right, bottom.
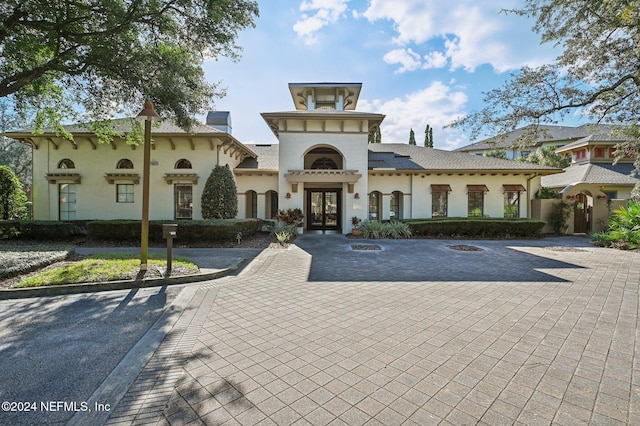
368, 191, 381, 220
390, 191, 402, 220
310, 157, 338, 169
116, 159, 134, 169
266, 190, 278, 219
58, 159, 75, 169
175, 159, 192, 169
246, 190, 257, 218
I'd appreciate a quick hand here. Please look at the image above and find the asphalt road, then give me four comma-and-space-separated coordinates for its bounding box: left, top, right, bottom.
0, 285, 181, 426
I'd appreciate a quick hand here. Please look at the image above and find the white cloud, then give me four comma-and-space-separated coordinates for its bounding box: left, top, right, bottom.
359, 81, 469, 150
422, 51, 448, 69
363, 0, 556, 73
383, 48, 422, 73
294, 0, 350, 44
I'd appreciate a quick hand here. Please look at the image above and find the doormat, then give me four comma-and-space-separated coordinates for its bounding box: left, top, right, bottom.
351, 244, 382, 251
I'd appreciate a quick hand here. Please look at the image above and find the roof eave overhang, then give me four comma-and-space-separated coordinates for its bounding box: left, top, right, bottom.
260, 111, 385, 138
368, 168, 563, 175
3, 130, 257, 159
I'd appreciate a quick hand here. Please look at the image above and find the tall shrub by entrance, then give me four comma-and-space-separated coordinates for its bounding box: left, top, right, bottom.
201, 165, 238, 219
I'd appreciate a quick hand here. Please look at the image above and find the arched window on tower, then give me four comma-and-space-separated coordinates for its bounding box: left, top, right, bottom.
175, 159, 192, 169
116, 159, 134, 169
310, 157, 338, 169
58, 159, 75, 169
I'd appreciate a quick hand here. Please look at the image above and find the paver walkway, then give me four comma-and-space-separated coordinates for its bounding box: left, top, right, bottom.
102, 236, 639, 425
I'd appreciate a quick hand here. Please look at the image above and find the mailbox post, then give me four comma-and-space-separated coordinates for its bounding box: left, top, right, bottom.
162, 224, 178, 272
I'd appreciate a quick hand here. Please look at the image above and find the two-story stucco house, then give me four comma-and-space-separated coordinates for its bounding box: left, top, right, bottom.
6, 82, 562, 233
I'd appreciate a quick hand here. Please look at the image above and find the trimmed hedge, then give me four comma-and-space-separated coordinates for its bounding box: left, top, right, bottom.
87, 219, 264, 243
405, 218, 546, 238
0, 219, 265, 243
0, 220, 86, 240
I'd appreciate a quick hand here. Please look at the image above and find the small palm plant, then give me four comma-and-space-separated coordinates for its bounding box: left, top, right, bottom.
593, 201, 640, 249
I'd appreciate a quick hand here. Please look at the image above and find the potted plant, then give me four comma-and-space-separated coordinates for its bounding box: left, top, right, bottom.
351, 216, 362, 236
277, 208, 304, 234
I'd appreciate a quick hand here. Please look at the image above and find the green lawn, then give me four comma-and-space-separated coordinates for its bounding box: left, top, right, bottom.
14, 253, 199, 288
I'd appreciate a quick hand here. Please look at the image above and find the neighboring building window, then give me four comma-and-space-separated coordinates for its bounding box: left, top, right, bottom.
117, 184, 134, 203
504, 192, 520, 218
246, 190, 257, 218
594, 147, 605, 158
609, 147, 617, 158
59, 183, 76, 220
390, 191, 402, 220
58, 159, 75, 169
604, 191, 618, 200
175, 159, 192, 169
467, 185, 488, 217
266, 190, 278, 219
520, 150, 530, 158
576, 149, 587, 160
503, 185, 526, 218
368, 191, 381, 220
431, 185, 451, 217
117, 159, 134, 169
311, 158, 338, 169
175, 185, 193, 219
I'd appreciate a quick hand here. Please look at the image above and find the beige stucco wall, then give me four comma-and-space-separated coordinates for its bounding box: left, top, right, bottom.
276, 120, 370, 233
235, 173, 279, 219
29, 136, 242, 220
368, 173, 539, 220
531, 186, 631, 234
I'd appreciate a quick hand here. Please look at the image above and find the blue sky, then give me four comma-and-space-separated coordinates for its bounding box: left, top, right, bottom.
203, 0, 567, 150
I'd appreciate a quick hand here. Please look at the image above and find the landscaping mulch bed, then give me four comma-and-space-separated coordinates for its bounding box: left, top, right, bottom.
0, 232, 277, 289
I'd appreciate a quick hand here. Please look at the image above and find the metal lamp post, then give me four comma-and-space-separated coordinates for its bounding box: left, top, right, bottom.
136, 99, 161, 271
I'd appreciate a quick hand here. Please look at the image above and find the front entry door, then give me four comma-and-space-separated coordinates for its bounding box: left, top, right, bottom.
308, 190, 341, 231
573, 193, 591, 233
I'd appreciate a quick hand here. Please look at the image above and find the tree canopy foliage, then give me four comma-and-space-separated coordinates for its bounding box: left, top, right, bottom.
0, 100, 30, 184
518, 146, 571, 169
0, 0, 259, 132
451, 0, 640, 184
0, 165, 28, 220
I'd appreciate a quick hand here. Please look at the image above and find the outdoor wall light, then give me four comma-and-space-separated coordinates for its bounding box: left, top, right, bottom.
286, 192, 291, 199
354, 193, 360, 199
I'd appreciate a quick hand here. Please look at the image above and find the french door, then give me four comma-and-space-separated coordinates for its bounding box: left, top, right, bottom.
307, 190, 341, 231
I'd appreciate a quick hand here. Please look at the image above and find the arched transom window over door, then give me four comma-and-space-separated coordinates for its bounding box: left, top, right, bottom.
310, 157, 338, 169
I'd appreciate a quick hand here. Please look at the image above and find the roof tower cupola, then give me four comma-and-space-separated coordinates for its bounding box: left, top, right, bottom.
288, 83, 362, 111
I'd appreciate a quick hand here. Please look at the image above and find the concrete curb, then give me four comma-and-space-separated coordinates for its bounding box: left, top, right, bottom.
0, 258, 247, 300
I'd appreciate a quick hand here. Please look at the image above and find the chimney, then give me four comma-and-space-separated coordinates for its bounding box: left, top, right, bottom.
206, 111, 232, 134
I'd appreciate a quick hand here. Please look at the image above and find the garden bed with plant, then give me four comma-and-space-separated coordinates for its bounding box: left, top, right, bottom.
591, 201, 640, 250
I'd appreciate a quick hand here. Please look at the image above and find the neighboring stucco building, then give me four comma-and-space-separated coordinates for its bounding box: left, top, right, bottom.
455, 124, 621, 160
539, 134, 638, 233
6, 82, 562, 234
